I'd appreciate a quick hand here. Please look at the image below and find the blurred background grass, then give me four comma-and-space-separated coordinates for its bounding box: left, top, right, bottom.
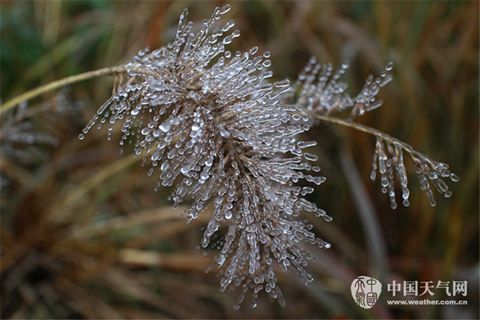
0, 0, 478, 319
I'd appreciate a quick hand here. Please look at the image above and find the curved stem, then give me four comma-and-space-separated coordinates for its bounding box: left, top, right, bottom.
0, 66, 126, 116
314, 114, 417, 155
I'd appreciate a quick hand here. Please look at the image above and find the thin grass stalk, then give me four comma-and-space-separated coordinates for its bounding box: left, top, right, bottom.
0, 66, 125, 115
315, 114, 417, 154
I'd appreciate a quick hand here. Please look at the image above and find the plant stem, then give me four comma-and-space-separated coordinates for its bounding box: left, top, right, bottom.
0, 66, 126, 116
314, 114, 417, 155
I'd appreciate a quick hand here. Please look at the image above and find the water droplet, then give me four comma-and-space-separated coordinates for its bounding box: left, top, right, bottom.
159, 123, 171, 133
274, 79, 290, 88
297, 140, 316, 149
219, 4, 231, 14
385, 61, 394, 71
450, 173, 460, 182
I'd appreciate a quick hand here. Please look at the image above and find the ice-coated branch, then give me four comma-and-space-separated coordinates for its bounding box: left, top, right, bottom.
80, 5, 331, 308
314, 114, 459, 208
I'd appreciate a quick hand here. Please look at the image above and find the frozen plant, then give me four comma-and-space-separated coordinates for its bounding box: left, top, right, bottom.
293, 57, 393, 117
0, 5, 458, 308
290, 57, 459, 209
79, 5, 331, 307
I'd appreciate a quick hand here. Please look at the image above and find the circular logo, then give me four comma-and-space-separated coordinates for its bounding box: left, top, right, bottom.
351, 276, 382, 309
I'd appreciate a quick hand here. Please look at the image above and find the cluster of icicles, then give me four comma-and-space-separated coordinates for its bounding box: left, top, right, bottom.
80, 5, 458, 307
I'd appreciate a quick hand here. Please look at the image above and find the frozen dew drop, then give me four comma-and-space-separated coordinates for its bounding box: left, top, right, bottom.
159, 122, 171, 133
427, 195, 437, 207
147, 168, 154, 176
297, 140, 317, 149
223, 36, 233, 45
385, 61, 394, 71
151, 151, 160, 161
322, 214, 333, 222
181, 165, 190, 175
205, 156, 214, 166
222, 20, 235, 32
274, 79, 290, 88
304, 152, 319, 161
219, 4, 231, 14
450, 173, 460, 182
